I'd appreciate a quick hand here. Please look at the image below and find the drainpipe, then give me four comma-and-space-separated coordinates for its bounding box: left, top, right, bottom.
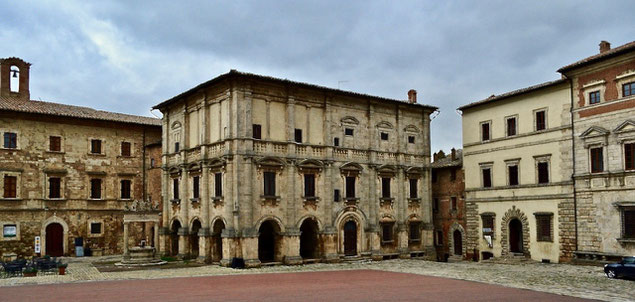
142, 127, 147, 202
568, 77, 578, 254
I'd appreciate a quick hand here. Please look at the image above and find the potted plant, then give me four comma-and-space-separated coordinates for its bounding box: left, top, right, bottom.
23, 266, 38, 277
57, 263, 68, 275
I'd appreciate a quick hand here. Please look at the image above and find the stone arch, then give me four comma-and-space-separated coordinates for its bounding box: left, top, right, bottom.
254, 215, 286, 233
210, 216, 228, 229
335, 210, 366, 256
296, 215, 323, 231
169, 218, 183, 256
41, 216, 69, 257
210, 217, 226, 262
298, 216, 320, 259
376, 121, 394, 130
258, 218, 284, 263
500, 206, 530, 257
189, 218, 202, 258
448, 222, 466, 257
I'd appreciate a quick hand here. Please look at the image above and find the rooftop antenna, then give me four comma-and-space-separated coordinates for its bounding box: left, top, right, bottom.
337, 80, 349, 89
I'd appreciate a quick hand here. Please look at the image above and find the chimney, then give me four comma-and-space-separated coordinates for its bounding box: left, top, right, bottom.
407, 89, 417, 104
599, 41, 611, 54
451, 148, 456, 161
433, 152, 438, 162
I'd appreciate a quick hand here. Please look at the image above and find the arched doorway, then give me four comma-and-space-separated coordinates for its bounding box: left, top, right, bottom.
190, 220, 202, 258
343, 220, 357, 256
212, 219, 225, 262
258, 220, 279, 263
45, 223, 64, 257
453, 229, 462, 256
171, 220, 181, 256
509, 219, 523, 253
300, 218, 319, 259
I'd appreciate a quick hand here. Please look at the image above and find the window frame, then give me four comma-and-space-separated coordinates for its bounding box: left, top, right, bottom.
624, 142, 635, 171
623, 81, 635, 98
172, 177, 180, 200
590, 146, 604, 173
537, 161, 550, 184
48, 177, 62, 199
589, 90, 601, 104
294, 128, 303, 143
381, 177, 391, 199
505, 115, 518, 137
380, 132, 389, 141
344, 128, 354, 136
214, 172, 223, 198
534, 213, 553, 242
409, 221, 421, 243
409, 178, 418, 199
89, 178, 103, 200
480, 163, 493, 188
263, 171, 277, 197
407, 135, 415, 144
191, 175, 200, 200
3, 175, 18, 199
2, 223, 18, 240
252, 124, 262, 140
345, 176, 356, 199
303, 173, 316, 198
3, 132, 17, 149
534, 108, 547, 132
381, 222, 395, 244
506, 159, 520, 186
90, 139, 102, 155
49, 136, 62, 152
480, 121, 491, 142
121, 141, 132, 157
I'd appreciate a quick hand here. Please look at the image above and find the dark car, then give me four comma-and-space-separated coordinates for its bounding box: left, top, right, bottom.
604, 256, 635, 279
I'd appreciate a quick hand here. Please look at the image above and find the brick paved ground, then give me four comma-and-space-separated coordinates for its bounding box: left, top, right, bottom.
1, 257, 633, 301
0, 270, 600, 302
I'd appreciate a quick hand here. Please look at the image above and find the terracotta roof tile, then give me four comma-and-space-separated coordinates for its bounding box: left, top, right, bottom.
0, 96, 161, 126
431, 149, 462, 168
457, 79, 567, 111
558, 41, 635, 73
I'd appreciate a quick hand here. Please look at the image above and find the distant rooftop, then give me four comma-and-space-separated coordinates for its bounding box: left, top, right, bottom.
558, 40, 635, 73
457, 79, 567, 111
153, 69, 438, 111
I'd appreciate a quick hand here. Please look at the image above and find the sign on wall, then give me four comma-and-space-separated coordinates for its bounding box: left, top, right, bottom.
34, 236, 41, 254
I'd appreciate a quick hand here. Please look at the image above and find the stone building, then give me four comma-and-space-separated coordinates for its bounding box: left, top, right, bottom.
0, 57, 162, 258
558, 41, 635, 260
153, 70, 437, 266
459, 78, 575, 263
431, 149, 466, 261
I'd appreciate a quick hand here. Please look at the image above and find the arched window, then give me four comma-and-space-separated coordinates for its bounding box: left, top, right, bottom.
10, 66, 19, 92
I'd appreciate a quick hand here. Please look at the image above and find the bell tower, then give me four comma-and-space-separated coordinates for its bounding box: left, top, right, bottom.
0, 57, 31, 100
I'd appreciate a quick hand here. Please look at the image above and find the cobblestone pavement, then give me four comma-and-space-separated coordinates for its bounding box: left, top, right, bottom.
1, 257, 633, 302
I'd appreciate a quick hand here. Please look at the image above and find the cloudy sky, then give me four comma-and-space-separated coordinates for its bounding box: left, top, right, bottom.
1, 1, 633, 152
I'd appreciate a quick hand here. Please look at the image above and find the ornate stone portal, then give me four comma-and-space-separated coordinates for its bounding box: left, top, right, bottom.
117, 200, 166, 266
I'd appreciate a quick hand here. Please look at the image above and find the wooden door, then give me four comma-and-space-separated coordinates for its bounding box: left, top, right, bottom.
344, 221, 357, 256
453, 230, 462, 256
509, 219, 523, 253
46, 223, 64, 257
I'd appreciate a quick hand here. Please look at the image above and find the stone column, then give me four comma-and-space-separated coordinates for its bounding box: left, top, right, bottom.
322, 226, 340, 262
199, 165, 211, 262
153, 222, 159, 251
123, 222, 130, 259
283, 228, 302, 265
242, 231, 261, 268
177, 227, 189, 259
219, 228, 235, 267
198, 228, 210, 263
398, 223, 410, 258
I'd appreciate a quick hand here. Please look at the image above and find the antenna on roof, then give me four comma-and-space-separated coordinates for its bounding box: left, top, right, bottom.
337, 80, 349, 89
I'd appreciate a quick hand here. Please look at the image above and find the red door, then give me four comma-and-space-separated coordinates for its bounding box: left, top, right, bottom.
344, 221, 357, 256
46, 223, 64, 257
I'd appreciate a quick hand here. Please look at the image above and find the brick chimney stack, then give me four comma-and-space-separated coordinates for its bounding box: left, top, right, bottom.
599, 41, 611, 54
451, 148, 456, 161
408, 89, 417, 104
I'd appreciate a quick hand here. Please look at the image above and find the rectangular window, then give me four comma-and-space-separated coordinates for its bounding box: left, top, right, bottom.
381, 177, 391, 198
333, 137, 340, 146
623, 82, 634, 97
624, 209, 635, 239
537, 162, 549, 184
482, 216, 494, 230
49, 136, 61, 152
344, 128, 354, 136
535, 214, 552, 242
3, 132, 17, 149
214, 173, 223, 197
3, 176, 17, 198
121, 142, 131, 156
334, 189, 340, 202
506, 117, 517, 136
173, 178, 179, 200
192, 176, 200, 199
91, 139, 102, 154
590, 147, 604, 173
408, 136, 415, 144
450, 169, 457, 181
625, 143, 635, 171
436, 231, 443, 245
174, 142, 180, 153
482, 168, 492, 188
90, 178, 102, 199
150, 158, 156, 168
535, 110, 546, 131
431, 170, 437, 183
451, 197, 457, 211
409, 178, 418, 199
120, 179, 131, 199
90, 222, 102, 235
508, 165, 519, 186
252, 124, 262, 139
304, 174, 315, 197
433, 198, 439, 213
49, 177, 61, 199
294, 129, 302, 143
264, 171, 276, 196
380, 132, 389, 140
409, 222, 421, 241
589, 90, 601, 104
345, 176, 356, 198
3, 224, 17, 238
481, 122, 490, 141
382, 223, 394, 243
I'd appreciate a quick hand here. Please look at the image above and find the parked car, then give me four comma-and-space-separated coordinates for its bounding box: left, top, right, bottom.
604, 256, 635, 279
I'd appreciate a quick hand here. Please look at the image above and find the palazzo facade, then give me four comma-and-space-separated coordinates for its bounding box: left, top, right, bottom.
154, 70, 437, 266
